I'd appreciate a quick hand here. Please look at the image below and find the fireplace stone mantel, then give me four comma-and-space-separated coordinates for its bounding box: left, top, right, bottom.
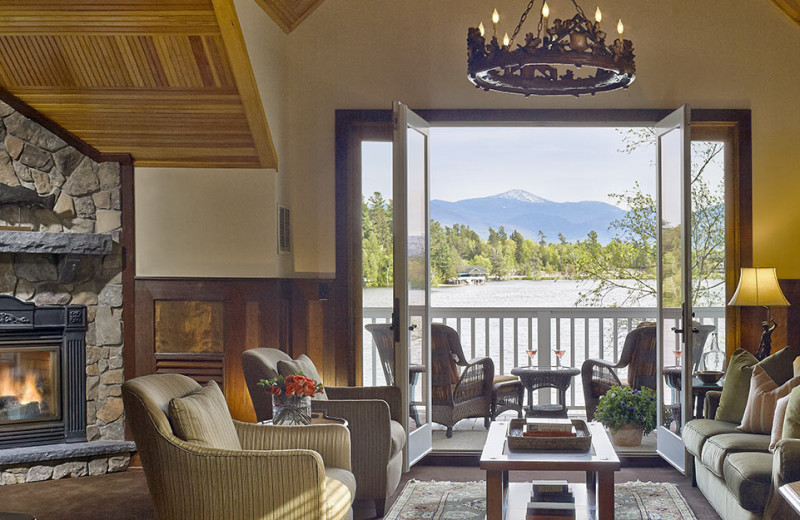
0, 231, 112, 255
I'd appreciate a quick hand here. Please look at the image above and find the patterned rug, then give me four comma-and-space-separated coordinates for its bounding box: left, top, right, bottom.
384, 480, 697, 519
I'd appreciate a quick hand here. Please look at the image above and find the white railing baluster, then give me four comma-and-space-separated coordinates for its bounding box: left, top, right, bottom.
362, 306, 725, 407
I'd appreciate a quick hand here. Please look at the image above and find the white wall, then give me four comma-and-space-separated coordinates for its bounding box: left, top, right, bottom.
135, 168, 280, 277
283, 0, 800, 277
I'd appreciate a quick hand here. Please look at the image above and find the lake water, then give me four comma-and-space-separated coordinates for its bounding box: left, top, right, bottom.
363, 279, 659, 308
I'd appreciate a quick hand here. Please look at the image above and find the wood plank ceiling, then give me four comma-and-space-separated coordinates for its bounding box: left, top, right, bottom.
771, 0, 800, 28
0, 0, 276, 168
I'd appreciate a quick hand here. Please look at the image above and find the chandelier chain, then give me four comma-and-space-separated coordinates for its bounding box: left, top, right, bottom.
569, 0, 588, 21
508, 0, 537, 47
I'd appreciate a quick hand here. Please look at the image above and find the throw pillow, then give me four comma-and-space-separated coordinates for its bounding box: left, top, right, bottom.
783, 386, 800, 440
770, 393, 792, 452
759, 344, 800, 386
737, 366, 800, 434
794, 356, 800, 379
168, 380, 242, 450
715, 348, 758, 423
277, 354, 328, 400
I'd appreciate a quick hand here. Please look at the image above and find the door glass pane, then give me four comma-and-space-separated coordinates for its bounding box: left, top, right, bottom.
659, 127, 684, 435
690, 140, 726, 373
361, 141, 394, 387
407, 127, 428, 430
0, 347, 60, 424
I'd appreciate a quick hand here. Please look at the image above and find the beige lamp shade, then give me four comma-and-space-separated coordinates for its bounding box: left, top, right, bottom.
728, 267, 790, 307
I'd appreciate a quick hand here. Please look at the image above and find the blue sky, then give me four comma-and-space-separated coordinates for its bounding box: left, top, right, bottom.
363, 127, 655, 208
362, 126, 724, 210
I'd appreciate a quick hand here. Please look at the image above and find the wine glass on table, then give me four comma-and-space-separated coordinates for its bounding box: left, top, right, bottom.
525, 347, 537, 367
673, 347, 683, 367
554, 347, 566, 369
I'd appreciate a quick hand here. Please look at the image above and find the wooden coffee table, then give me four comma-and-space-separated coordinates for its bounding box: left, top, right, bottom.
480, 420, 620, 520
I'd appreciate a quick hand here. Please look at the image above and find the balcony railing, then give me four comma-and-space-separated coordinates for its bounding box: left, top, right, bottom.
363, 306, 725, 409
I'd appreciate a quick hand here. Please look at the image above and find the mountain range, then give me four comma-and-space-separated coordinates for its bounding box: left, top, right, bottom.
430, 189, 626, 244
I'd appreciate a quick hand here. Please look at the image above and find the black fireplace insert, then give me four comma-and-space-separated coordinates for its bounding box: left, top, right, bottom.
0, 295, 86, 448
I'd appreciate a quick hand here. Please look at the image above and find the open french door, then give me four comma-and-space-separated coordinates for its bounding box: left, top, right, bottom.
655, 105, 694, 474
392, 101, 432, 470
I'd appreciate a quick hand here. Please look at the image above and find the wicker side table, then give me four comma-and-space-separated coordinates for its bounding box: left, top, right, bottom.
490, 376, 524, 420
510, 366, 580, 418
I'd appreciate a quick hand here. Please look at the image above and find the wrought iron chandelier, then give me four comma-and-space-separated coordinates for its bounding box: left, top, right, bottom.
467, 0, 635, 97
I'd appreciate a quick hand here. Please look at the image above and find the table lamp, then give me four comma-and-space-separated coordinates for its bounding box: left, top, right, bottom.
728, 267, 790, 360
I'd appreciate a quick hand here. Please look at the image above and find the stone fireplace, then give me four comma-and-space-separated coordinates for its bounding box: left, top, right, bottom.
0, 99, 133, 484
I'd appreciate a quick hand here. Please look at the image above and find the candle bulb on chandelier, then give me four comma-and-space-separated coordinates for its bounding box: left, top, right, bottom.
595, 7, 602, 24
503, 32, 510, 47
492, 9, 499, 39
479, 22, 485, 37
542, 2, 550, 33
617, 19, 624, 39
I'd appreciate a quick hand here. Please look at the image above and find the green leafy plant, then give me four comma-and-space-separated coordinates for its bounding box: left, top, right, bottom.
594, 385, 658, 434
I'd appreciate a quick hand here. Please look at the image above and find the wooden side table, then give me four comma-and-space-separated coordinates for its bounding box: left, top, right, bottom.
779, 481, 800, 516
510, 366, 580, 418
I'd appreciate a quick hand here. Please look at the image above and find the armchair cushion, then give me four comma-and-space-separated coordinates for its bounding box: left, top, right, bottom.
168, 380, 241, 450
390, 420, 405, 456
277, 354, 328, 400
325, 468, 357, 519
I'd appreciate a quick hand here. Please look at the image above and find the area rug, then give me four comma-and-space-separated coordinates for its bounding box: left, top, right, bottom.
384, 480, 697, 519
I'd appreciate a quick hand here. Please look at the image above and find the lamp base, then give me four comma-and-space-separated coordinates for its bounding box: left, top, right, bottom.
754, 318, 778, 361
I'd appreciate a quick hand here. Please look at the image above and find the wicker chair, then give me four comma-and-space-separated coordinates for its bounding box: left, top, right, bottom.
122, 373, 355, 520
364, 323, 426, 426
430, 323, 494, 438
242, 348, 403, 518
581, 323, 657, 421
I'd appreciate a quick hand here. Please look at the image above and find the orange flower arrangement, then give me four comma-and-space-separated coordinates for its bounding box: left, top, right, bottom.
257, 373, 323, 425
258, 373, 323, 397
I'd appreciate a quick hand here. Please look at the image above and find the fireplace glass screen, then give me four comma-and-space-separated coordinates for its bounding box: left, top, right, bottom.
0, 347, 59, 424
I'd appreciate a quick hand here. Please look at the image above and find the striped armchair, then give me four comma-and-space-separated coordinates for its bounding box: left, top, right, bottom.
122, 373, 355, 520
431, 323, 495, 438
242, 348, 404, 518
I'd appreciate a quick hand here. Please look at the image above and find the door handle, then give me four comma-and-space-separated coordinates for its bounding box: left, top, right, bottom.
409, 324, 418, 331
671, 326, 700, 334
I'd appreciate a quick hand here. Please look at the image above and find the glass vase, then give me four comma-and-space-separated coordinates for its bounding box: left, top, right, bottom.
272, 394, 312, 425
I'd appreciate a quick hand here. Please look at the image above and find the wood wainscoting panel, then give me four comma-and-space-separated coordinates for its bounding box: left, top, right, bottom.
133, 278, 345, 423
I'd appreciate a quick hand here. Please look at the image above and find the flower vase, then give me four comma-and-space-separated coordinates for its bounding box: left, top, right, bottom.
611, 424, 643, 447
272, 394, 312, 425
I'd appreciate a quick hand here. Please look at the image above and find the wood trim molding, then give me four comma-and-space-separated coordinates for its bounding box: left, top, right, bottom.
771, 0, 800, 28
212, 0, 278, 169
335, 108, 753, 382
253, 0, 328, 33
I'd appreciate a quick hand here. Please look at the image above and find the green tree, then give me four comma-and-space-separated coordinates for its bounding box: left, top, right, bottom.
574, 131, 725, 306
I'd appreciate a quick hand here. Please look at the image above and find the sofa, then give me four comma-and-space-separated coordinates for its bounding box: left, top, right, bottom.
684, 391, 800, 520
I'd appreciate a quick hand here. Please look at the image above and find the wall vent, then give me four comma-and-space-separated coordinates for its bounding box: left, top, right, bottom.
278, 205, 291, 254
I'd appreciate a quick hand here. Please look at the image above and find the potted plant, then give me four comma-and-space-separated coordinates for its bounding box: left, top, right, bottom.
257, 373, 323, 425
593, 385, 657, 446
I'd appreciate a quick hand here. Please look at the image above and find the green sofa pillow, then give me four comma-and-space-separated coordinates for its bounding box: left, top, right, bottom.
715, 348, 758, 423
759, 344, 800, 386
783, 386, 800, 440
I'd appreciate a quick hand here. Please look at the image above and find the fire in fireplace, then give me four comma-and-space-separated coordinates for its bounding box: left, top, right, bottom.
0, 296, 86, 448
0, 347, 59, 423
